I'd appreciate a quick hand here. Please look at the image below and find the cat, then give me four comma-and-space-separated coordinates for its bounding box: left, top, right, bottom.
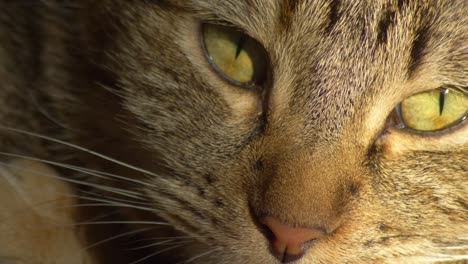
0, 0, 466, 263
0, 159, 95, 264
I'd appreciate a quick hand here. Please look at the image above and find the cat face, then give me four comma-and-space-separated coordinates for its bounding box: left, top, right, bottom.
75, 0, 467, 262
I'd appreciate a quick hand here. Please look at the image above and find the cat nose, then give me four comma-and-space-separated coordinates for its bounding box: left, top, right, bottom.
261, 216, 325, 263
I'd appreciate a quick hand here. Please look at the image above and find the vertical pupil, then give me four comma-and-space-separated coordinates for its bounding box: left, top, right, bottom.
235, 35, 246, 59
439, 89, 448, 115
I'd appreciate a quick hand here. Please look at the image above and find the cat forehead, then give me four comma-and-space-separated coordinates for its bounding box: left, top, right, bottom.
162, 0, 466, 138
172, 0, 462, 27
117, 1, 465, 137
171, 0, 465, 71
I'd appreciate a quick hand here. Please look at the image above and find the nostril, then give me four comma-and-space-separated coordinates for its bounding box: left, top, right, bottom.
261, 216, 325, 263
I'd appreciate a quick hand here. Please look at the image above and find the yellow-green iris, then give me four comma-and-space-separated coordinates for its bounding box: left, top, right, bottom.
401, 88, 468, 131
203, 24, 267, 86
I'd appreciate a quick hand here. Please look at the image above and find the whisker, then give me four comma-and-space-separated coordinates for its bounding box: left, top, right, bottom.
127, 236, 193, 245
68, 191, 187, 212
129, 244, 187, 264
0, 165, 33, 208
74, 221, 170, 227
65, 195, 162, 214
127, 239, 190, 251
0, 152, 115, 181
56, 202, 171, 214
84, 227, 155, 251
45, 203, 166, 216
178, 247, 222, 264
78, 189, 153, 206
0, 194, 166, 230
0, 126, 159, 178
0, 161, 146, 200
81, 209, 121, 223
0, 151, 154, 188
28, 89, 70, 130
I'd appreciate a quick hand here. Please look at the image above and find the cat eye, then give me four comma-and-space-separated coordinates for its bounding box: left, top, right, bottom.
397, 88, 468, 132
202, 23, 268, 88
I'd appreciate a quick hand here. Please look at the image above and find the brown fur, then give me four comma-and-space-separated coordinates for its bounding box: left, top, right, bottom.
0, 0, 466, 263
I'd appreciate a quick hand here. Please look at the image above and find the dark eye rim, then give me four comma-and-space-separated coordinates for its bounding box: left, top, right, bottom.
200, 22, 269, 90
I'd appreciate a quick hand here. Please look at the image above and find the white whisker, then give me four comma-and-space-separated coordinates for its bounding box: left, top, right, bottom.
0, 152, 115, 181
75, 221, 170, 226
178, 247, 221, 264
0, 160, 146, 200
129, 236, 192, 243
84, 227, 154, 251
127, 239, 190, 251
0, 151, 155, 188
0, 164, 34, 207
129, 244, 187, 264
0, 126, 159, 178
78, 189, 152, 206
66, 195, 162, 214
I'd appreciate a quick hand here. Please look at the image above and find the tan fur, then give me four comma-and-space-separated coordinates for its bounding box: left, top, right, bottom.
0, 0, 466, 263
0, 160, 93, 264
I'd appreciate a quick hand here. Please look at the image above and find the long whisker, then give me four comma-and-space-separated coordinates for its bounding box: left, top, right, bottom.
58, 202, 175, 213
74, 221, 170, 227
0, 151, 155, 187
127, 239, 190, 251
128, 236, 193, 245
50, 203, 165, 213
78, 189, 153, 206
65, 195, 162, 214
129, 244, 188, 264
0, 193, 164, 229
0, 190, 117, 224
0, 152, 115, 181
0, 192, 166, 231
0, 126, 159, 178
0, 164, 34, 207
178, 247, 222, 264
0, 161, 146, 200
81, 209, 121, 223
84, 227, 155, 251
69, 190, 186, 212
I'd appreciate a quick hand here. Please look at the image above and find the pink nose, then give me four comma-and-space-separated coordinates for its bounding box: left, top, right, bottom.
261, 217, 325, 263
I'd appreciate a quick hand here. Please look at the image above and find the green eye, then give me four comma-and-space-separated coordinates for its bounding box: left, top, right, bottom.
202, 23, 268, 87
400, 88, 468, 131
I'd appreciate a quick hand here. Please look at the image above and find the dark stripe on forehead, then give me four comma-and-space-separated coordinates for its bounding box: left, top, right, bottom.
325, 0, 341, 33
397, 0, 410, 9
407, 2, 437, 78
376, 6, 397, 45
408, 24, 430, 78
376, 1, 409, 45
280, 0, 298, 28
